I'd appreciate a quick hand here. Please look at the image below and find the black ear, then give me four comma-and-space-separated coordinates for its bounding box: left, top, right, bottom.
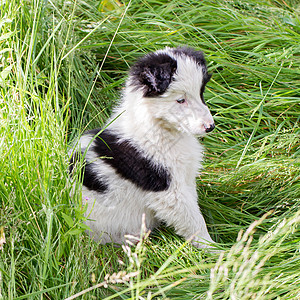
203, 72, 212, 85
130, 52, 177, 97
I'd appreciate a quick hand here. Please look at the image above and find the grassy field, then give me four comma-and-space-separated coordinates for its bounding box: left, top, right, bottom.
0, 0, 299, 299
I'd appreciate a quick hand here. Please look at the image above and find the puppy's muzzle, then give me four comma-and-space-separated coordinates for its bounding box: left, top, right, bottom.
204, 123, 215, 133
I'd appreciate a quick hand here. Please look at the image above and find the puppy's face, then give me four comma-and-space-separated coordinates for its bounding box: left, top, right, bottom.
129, 47, 215, 136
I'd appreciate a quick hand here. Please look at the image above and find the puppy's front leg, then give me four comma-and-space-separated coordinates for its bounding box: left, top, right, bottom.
150, 190, 215, 249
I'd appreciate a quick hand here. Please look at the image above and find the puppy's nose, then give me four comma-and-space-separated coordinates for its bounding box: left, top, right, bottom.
205, 123, 215, 133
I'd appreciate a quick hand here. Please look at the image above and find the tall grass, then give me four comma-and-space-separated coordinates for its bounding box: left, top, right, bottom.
0, 0, 299, 299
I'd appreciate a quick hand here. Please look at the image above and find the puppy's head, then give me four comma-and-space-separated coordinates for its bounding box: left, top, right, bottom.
129, 47, 215, 136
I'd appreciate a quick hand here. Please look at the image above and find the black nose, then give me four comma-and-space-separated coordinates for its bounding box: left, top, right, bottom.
205, 123, 215, 133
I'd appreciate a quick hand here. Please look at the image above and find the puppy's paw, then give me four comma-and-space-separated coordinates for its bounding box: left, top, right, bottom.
191, 237, 220, 253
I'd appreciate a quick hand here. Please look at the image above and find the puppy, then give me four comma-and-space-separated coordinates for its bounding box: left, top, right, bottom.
70, 46, 216, 249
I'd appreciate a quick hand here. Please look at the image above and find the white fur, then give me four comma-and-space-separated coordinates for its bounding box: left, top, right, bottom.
71, 47, 216, 248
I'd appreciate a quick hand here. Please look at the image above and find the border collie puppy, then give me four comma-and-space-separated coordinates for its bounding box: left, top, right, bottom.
70, 47, 216, 249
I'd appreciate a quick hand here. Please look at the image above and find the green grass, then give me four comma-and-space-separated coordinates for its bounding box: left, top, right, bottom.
0, 0, 299, 299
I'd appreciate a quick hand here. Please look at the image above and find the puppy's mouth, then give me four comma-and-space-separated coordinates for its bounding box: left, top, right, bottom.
187, 123, 215, 137
156, 117, 215, 137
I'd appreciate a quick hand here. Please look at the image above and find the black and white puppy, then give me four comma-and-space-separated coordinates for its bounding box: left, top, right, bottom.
70, 47, 216, 248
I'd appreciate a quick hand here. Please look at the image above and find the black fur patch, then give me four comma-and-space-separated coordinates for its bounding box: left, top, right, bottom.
89, 129, 171, 192
130, 52, 177, 97
200, 73, 212, 105
172, 46, 207, 67
69, 151, 108, 193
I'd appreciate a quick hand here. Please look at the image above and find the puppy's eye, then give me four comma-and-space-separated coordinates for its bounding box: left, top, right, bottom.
177, 98, 186, 104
